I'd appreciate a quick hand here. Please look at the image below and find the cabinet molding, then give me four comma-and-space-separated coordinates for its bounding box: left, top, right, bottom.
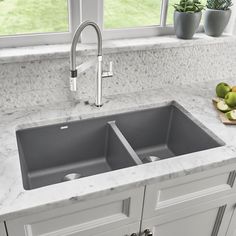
211, 205, 227, 236
228, 171, 236, 188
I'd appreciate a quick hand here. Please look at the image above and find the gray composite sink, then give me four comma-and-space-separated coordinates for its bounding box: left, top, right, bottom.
16, 102, 224, 190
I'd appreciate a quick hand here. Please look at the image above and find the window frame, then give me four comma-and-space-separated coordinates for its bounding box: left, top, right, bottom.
0, 0, 234, 48
0, 0, 176, 47
0, 0, 80, 48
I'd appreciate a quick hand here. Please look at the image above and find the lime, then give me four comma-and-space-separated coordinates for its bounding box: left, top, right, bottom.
216, 101, 232, 112
216, 82, 231, 98
225, 92, 236, 107
226, 110, 236, 121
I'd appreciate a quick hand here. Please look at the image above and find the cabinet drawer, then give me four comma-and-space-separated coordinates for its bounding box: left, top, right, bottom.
6, 187, 144, 236
0, 222, 7, 236
143, 167, 236, 218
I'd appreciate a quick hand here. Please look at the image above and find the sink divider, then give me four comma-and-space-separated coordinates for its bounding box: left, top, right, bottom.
107, 121, 143, 166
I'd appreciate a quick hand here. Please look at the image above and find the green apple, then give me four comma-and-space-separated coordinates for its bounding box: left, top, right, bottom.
225, 92, 236, 107
216, 82, 231, 98
226, 110, 236, 121
216, 100, 232, 112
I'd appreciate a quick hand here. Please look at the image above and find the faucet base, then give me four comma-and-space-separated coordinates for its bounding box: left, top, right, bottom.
95, 104, 103, 108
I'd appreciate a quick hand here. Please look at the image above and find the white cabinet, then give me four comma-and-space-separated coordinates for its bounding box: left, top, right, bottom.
6, 187, 144, 236
0, 222, 7, 236
5, 166, 236, 236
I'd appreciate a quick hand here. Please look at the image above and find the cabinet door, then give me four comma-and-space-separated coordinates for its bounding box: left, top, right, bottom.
0, 222, 7, 236
97, 222, 139, 236
226, 204, 236, 236
143, 167, 236, 219
141, 197, 233, 236
6, 187, 144, 236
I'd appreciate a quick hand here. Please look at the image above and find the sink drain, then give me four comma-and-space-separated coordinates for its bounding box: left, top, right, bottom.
62, 173, 82, 182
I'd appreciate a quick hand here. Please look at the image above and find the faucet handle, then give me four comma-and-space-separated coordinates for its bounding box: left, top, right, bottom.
108, 61, 113, 74
102, 61, 113, 78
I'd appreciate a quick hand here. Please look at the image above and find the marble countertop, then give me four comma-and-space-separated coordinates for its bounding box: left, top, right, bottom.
1, 79, 236, 221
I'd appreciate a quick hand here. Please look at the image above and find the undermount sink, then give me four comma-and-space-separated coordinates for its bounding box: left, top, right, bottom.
16, 102, 224, 190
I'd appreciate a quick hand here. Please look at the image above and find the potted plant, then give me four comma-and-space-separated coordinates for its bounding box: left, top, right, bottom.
173, 0, 204, 39
204, 0, 233, 37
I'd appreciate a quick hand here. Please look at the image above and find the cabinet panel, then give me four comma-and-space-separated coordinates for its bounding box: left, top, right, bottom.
142, 208, 218, 236
226, 204, 236, 236
6, 187, 144, 236
141, 197, 233, 236
97, 222, 139, 236
0, 222, 7, 236
143, 167, 235, 218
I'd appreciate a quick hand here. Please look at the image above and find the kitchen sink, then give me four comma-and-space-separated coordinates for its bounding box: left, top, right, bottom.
16, 101, 224, 190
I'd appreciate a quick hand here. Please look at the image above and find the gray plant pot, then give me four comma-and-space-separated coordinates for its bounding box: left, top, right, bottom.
174, 11, 202, 39
204, 9, 231, 37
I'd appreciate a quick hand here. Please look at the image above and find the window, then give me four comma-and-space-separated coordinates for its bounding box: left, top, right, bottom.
0, 0, 80, 48
0, 0, 213, 48
104, 0, 162, 29
100, 0, 175, 41
0, 0, 69, 36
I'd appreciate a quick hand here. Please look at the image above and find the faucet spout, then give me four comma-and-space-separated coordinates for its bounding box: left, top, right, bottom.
69, 21, 113, 107
70, 21, 102, 73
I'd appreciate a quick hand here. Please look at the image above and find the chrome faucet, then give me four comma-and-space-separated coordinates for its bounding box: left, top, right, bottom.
70, 21, 113, 107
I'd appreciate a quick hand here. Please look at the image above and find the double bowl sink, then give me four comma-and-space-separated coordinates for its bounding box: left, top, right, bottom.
16, 102, 223, 190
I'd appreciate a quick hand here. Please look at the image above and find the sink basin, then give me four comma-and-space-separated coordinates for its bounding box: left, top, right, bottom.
114, 103, 224, 163
16, 119, 141, 190
16, 102, 223, 190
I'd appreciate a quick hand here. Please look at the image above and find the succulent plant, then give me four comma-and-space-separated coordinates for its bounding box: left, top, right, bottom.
173, 0, 205, 13
206, 0, 233, 10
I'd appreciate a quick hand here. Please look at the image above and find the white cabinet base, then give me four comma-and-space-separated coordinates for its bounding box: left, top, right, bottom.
5, 166, 236, 236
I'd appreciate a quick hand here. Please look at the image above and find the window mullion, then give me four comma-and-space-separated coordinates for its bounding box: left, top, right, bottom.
80, 0, 103, 43
68, 0, 81, 34
160, 0, 169, 27
225, 3, 236, 34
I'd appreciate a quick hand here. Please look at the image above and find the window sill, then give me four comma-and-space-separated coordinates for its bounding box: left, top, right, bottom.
0, 33, 235, 64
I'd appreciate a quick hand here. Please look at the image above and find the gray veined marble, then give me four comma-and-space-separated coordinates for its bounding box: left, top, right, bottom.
0, 79, 236, 221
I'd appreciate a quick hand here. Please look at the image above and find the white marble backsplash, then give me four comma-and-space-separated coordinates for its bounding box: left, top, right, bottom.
1, 36, 236, 110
